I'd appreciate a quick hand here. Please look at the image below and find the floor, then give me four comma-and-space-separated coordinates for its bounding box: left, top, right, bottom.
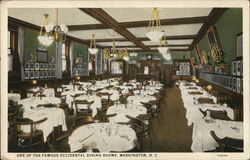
142, 85, 193, 152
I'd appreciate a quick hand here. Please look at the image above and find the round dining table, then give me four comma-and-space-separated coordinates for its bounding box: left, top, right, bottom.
68, 123, 137, 152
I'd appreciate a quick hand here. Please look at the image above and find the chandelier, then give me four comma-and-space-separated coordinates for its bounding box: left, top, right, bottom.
157, 32, 169, 54
146, 8, 164, 42
103, 29, 128, 60
88, 34, 98, 55
38, 8, 68, 46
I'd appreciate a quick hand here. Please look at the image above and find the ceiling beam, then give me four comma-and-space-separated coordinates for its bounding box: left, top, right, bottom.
68, 16, 208, 31
189, 8, 228, 50
79, 35, 196, 43
133, 49, 190, 53
79, 8, 151, 51
104, 44, 190, 48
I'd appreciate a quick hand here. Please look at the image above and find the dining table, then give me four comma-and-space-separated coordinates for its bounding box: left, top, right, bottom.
107, 103, 147, 123
68, 123, 137, 152
18, 97, 67, 141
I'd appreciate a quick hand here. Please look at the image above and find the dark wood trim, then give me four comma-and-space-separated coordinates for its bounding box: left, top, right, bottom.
68, 16, 208, 31
189, 8, 228, 50
103, 44, 190, 48
79, 8, 150, 51
80, 35, 196, 43
132, 49, 190, 53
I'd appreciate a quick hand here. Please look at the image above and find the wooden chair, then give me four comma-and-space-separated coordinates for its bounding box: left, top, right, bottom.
14, 117, 47, 152
100, 113, 117, 122
210, 131, 243, 152
73, 116, 95, 129
74, 100, 94, 117
124, 115, 151, 147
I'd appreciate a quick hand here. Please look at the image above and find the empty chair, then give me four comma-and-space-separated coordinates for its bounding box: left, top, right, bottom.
13, 117, 47, 152
74, 100, 94, 117
210, 131, 243, 152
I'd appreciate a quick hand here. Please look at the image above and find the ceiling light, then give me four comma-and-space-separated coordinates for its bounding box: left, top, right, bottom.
38, 9, 68, 46
88, 34, 98, 55
146, 8, 164, 42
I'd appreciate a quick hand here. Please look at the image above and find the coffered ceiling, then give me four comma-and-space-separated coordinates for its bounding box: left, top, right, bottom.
8, 7, 227, 52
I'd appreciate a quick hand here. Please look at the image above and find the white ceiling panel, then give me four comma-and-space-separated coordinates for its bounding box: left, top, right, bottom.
96, 41, 134, 46
8, 8, 101, 26
104, 8, 212, 22
151, 46, 189, 50
68, 29, 124, 40
127, 24, 202, 37
142, 39, 193, 45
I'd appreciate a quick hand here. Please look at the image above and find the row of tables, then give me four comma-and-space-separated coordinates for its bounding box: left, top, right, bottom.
178, 81, 243, 152
8, 78, 164, 152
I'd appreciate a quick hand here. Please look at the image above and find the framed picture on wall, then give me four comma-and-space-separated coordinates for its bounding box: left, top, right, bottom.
207, 26, 221, 50
25, 62, 30, 70
236, 33, 243, 58
25, 71, 30, 79
30, 71, 34, 79
40, 63, 44, 70
237, 60, 241, 76
35, 63, 39, 70
237, 78, 241, 93
30, 63, 34, 70
35, 71, 39, 78
232, 61, 237, 76
39, 71, 43, 78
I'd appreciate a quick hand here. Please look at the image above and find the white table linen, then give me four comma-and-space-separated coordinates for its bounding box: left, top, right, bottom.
107, 104, 147, 123
68, 123, 137, 152
8, 93, 21, 102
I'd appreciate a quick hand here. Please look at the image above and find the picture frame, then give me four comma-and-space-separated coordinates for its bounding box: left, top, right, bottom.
40, 63, 44, 70
35, 71, 39, 78
237, 78, 241, 93
44, 63, 48, 70
207, 26, 221, 54
237, 60, 241, 76
24, 62, 30, 70
35, 63, 39, 70
39, 71, 43, 78
232, 61, 237, 76
24, 71, 30, 79
29, 71, 34, 79
36, 50, 48, 63
30, 63, 35, 70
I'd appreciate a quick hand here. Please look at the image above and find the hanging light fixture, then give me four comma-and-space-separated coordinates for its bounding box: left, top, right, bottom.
103, 29, 128, 60
146, 8, 164, 42
157, 32, 169, 54
123, 49, 129, 61
129, 43, 138, 57
38, 8, 68, 46
88, 34, 98, 55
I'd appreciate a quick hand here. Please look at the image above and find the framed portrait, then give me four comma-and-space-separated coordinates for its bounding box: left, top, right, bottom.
48, 63, 51, 70
236, 33, 243, 58
30, 63, 35, 70
24, 71, 30, 79
44, 71, 47, 78
232, 61, 237, 76
25, 62, 30, 70
237, 78, 241, 93
35, 63, 39, 70
37, 50, 48, 63
35, 71, 39, 78
232, 77, 237, 92
40, 63, 44, 70
237, 60, 241, 76
44, 63, 48, 70
29, 71, 34, 79
39, 71, 43, 78
207, 26, 221, 51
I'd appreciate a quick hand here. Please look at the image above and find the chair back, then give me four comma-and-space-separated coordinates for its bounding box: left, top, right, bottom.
74, 100, 94, 116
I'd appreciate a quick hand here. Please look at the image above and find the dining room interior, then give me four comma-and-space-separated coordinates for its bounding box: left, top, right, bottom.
6, 7, 244, 153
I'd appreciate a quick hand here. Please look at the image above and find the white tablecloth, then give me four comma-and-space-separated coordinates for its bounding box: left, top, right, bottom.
68, 123, 137, 152
8, 93, 21, 102
191, 119, 243, 152
18, 97, 67, 142
107, 104, 147, 123
99, 89, 120, 101
74, 95, 102, 117
127, 94, 156, 106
